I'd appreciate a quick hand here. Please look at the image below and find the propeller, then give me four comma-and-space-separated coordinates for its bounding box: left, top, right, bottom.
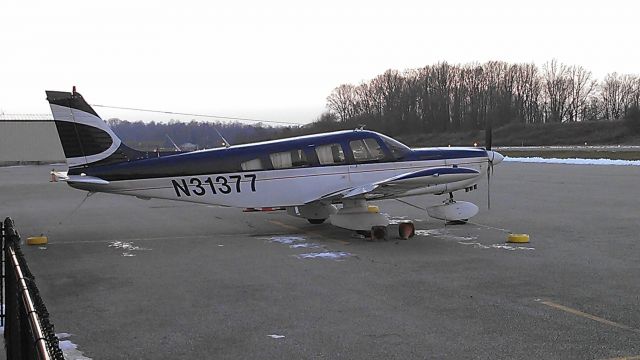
485, 118, 493, 209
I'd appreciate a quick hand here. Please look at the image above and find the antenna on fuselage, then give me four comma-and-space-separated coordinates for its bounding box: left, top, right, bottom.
214, 127, 232, 148
166, 135, 182, 151
355, 124, 366, 131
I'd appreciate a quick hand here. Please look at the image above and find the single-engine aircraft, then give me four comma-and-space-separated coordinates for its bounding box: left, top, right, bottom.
46, 89, 504, 240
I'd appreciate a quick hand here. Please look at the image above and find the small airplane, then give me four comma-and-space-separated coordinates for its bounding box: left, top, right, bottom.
46, 88, 504, 240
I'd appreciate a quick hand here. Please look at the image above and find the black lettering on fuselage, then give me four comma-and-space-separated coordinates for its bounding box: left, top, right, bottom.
170, 174, 257, 198
172, 179, 190, 197
190, 177, 206, 196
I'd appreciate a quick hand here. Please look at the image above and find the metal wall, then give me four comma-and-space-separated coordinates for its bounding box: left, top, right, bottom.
0, 115, 65, 165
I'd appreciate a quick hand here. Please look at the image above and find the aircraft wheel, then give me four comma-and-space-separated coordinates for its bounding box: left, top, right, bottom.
398, 222, 415, 240
307, 218, 326, 224
371, 226, 388, 241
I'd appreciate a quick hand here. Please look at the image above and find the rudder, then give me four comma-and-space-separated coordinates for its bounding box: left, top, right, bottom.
46, 89, 123, 168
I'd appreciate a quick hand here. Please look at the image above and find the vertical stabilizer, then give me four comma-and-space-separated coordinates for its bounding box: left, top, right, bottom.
46, 90, 123, 168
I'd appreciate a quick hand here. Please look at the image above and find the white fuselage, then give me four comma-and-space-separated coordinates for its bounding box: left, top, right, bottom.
71, 156, 488, 207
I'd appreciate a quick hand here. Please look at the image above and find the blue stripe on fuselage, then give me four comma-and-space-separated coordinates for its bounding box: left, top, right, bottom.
72, 130, 488, 181
403, 147, 488, 162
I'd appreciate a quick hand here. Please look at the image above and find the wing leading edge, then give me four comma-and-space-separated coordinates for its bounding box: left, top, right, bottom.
311, 167, 479, 203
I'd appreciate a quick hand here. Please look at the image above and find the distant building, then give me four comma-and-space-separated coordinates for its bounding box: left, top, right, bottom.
0, 114, 65, 166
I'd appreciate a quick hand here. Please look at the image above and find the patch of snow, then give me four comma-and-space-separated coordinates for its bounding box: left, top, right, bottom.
267, 235, 319, 249
416, 228, 533, 251
415, 229, 477, 241
267, 236, 307, 245
108, 241, 150, 257
458, 241, 535, 251
297, 252, 352, 260
388, 216, 410, 225
505, 157, 640, 166
59, 340, 78, 351
289, 242, 319, 249
268, 334, 285, 339
56, 333, 92, 360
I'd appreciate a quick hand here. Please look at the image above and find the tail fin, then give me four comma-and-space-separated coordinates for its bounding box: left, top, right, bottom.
46, 89, 145, 168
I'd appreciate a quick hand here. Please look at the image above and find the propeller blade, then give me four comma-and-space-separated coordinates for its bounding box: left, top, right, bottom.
485, 118, 494, 209
485, 118, 493, 151
487, 161, 491, 210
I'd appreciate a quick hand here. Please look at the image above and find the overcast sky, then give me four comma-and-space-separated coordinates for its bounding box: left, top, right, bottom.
1, 0, 638, 125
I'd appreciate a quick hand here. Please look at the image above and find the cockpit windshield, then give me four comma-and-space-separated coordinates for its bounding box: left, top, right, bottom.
380, 135, 411, 159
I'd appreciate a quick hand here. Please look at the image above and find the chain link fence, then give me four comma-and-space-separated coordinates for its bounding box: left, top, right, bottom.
1, 217, 64, 360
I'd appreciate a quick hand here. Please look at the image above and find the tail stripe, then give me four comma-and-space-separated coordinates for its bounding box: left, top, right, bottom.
54, 120, 113, 158
46, 91, 122, 168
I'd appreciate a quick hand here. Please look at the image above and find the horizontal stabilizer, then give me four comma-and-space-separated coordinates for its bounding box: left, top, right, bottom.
65, 175, 110, 185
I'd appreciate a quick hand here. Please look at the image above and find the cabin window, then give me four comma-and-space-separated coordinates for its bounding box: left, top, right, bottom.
315, 143, 346, 165
380, 135, 411, 159
270, 149, 309, 169
241, 158, 263, 171
350, 138, 385, 162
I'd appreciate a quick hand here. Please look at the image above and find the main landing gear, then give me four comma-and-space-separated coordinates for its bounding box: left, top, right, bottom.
329, 199, 415, 241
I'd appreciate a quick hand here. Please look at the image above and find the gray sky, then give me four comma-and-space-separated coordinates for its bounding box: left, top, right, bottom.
1, 0, 638, 125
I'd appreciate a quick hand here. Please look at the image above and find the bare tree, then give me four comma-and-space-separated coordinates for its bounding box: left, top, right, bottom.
542, 59, 572, 123
566, 65, 597, 122
326, 84, 357, 122
601, 73, 637, 120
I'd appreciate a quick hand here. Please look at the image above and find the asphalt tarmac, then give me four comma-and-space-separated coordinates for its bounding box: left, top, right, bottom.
1, 163, 639, 360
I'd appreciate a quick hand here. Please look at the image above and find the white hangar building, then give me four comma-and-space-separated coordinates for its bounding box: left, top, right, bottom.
0, 114, 65, 166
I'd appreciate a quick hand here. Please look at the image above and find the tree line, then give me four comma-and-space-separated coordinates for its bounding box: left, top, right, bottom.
109, 119, 283, 150
109, 59, 640, 150
325, 60, 640, 135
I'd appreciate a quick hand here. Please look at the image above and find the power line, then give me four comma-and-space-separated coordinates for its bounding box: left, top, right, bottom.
91, 104, 303, 126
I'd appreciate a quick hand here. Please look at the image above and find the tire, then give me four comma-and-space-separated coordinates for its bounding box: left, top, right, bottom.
398, 222, 415, 240
371, 226, 388, 241
307, 218, 326, 224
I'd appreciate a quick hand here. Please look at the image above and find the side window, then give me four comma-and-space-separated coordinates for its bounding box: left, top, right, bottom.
350, 138, 385, 162
241, 158, 263, 171
315, 143, 346, 165
270, 149, 309, 169
381, 135, 410, 159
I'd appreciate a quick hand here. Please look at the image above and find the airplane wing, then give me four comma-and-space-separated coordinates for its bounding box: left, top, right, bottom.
310, 167, 479, 203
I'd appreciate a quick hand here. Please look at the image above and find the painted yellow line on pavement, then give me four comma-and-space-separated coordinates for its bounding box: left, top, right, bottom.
539, 300, 640, 335
268, 220, 350, 245
603, 355, 640, 360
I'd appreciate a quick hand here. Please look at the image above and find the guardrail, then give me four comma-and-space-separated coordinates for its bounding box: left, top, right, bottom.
1, 217, 64, 360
